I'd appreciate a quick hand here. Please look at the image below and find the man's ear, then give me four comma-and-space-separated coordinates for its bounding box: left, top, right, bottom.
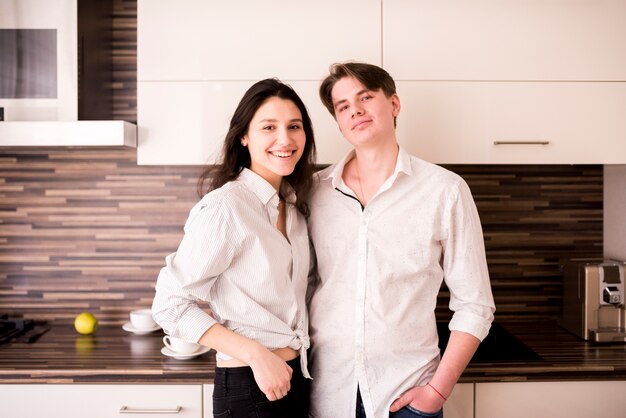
391, 94, 401, 117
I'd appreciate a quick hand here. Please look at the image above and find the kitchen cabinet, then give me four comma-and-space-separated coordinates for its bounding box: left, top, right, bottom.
443, 383, 473, 418
138, 81, 249, 165
138, 0, 380, 82
138, 0, 626, 164
203, 384, 214, 417
137, 0, 378, 165
385, 0, 626, 164
475, 381, 626, 418
383, 0, 626, 81
0, 384, 202, 418
396, 81, 626, 164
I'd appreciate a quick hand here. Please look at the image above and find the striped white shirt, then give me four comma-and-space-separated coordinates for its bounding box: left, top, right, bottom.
152, 168, 311, 377
307, 148, 495, 418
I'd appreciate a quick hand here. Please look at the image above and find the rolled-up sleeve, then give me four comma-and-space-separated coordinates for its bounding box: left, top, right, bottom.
152, 197, 237, 343
442, 179, 495, 341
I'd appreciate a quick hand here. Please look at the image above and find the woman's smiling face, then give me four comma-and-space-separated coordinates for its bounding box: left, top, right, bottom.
242, 96, 306, 190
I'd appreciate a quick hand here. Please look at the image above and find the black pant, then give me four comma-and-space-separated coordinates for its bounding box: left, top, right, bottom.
213, 357, 310, 418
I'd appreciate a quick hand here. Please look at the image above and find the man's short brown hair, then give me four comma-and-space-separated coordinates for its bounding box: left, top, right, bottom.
319, 62, 397, 119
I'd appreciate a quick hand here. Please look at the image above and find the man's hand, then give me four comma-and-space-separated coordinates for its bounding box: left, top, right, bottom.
389, 384, 444, 414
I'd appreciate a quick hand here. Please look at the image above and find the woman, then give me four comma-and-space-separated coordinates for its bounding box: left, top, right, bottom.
152, 78, 316, 418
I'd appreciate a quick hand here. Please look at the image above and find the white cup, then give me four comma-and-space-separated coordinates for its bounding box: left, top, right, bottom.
163, 335, 200, 355
130, 308, 157, 330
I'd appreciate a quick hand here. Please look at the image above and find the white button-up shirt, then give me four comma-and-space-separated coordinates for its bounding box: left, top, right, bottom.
307, 148, 495, 418
152, 168, 311, 377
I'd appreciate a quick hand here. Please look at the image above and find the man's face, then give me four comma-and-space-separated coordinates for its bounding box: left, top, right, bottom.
330, 76, 400, 147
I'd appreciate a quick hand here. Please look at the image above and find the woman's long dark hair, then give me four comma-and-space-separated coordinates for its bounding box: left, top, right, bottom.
197, 78, 316, 216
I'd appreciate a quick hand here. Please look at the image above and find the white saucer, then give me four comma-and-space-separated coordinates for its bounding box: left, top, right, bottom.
161, 345, 210, 360
122, 322, 161, 335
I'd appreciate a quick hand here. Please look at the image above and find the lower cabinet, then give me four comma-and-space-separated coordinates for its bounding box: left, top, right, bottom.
475, 381, 626, 418
0, 384, 203, 418
203, 384, 214, 417
444, 383, 474, 418
7, 380, 624, 417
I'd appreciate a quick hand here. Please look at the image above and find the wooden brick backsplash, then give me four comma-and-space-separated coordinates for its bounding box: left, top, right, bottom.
0, 150, 603, 323
440, 165, 602, 321
0, 0, 603, 323
0, 148, 201, 324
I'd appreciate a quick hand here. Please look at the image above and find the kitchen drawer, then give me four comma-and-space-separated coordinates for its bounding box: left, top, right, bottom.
0, 384, 202, 418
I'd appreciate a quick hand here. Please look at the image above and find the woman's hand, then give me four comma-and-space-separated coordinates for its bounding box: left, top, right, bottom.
197, 325, 293, 401
389, 384, 444, 414
248, 348, 293, 401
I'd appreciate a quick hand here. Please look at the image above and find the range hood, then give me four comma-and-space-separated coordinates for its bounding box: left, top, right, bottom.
0, 0, 136, 147
0, 121, 136, 147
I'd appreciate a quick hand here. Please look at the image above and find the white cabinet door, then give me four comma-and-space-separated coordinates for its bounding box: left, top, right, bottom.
138, 0, 381, 82
396, 81, 626, 164
444, 383, 474, 418
475, 381, 626, 418
138, 81, 248, 165
138, 81, 350, 165
138, 0, 363, 165
203, 384, 213, 417
383, 0, 626, 81
0, 384, 202, 418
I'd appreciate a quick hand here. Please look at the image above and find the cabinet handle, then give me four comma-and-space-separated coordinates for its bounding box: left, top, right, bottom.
493, 140, 550, 145
119, 406, 182, 414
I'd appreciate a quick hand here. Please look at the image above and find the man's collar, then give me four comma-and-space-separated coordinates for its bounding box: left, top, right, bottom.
323, 145, 413, 188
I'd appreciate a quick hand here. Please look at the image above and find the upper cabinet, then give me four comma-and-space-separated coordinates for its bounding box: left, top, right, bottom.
396, 81, 626, 164
385, 0, 626, 164
139, 0, 381, 82
138, 0, 626, 165
383, 0, 626, 81
137, 0, 379, 165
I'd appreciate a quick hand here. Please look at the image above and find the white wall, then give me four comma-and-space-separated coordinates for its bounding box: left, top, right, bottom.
604, 165, 626, 260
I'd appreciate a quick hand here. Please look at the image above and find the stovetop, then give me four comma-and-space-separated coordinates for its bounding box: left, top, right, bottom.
0, 314, 49, 344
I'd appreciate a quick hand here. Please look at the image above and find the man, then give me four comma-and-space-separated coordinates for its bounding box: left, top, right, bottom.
307, 62, 495, 418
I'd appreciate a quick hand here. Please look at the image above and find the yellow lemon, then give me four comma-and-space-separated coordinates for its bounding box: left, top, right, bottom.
74, 312, 98, 335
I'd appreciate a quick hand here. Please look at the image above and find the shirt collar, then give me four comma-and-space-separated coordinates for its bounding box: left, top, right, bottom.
238, 168, 296, 206
322, 145, 414, 189
395, 146, 413, 177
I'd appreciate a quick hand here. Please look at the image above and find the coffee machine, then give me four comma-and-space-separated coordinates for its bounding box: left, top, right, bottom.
560, 260, 626, 342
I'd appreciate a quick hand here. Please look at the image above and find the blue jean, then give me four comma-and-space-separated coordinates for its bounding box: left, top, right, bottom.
356, 387, 443, 418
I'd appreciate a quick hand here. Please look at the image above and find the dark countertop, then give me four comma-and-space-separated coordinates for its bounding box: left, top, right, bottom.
459, 321, 626, 382
0, 324, 216, 384
1, 321, 625, 384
